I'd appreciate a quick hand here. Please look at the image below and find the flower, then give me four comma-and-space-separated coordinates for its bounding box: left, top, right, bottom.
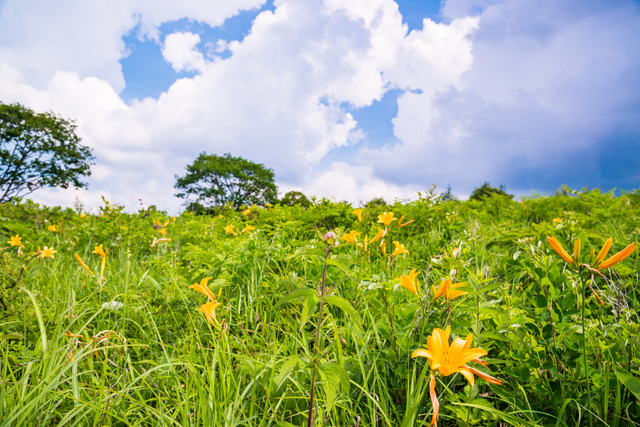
352, 208, 364, 222
412, 327, 502, 426
398, 269, 420, 297
241, 224, 255, 233
377, 212, 396, 227
242, 209, 251, 216
432, 277, 467, 300
342, 230, 360, 243
7, 235, 24, 248
597, 239, 636, 270
369, 228, 386, 244
48, 224, 57, 232
37, 246, 57, 259
392, 241, 409, 256
198, 300, 223, 325
189, 277, 216, 300
397, 215, 414, 227
224, 224, 237, 236
74, 253, 95, 277
92, 244, 107, 258
547, 236, 574, 264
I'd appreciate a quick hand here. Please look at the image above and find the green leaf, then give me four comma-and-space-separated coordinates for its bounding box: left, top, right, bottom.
317, 362, 349, 411
276, 288, 317, 307
614, 366, 640, 401
324, 295, 363, 331
300, 293, 319, 330
272, 357, 302, 391
326, 257, 353, 277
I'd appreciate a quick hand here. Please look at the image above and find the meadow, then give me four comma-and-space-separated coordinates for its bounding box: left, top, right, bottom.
1, 187, 639, 426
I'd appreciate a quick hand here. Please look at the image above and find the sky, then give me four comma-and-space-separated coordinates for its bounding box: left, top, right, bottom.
1, 0, 640, 213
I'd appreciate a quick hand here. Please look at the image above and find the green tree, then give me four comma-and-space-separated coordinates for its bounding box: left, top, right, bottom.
0, 102, 94, 203
280, 190, 311, 208
175, 152, 277, 209
469, 182, 513, 201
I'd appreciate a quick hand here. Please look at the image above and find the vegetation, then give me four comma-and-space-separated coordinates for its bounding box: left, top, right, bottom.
175, 152, 278, 209
469, 182, 513, 201
0, 102, 94, 203
1, 188, 639, 426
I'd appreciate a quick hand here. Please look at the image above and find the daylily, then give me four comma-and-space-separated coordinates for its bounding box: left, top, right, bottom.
369, 228, 386, 244
198, 300, 223, 326
547, 236, 574, 264
342, 230, 360, 243
242, 209, 251, 216
391, 241, 409, 256
377, 212, 396, 227
398, 269, 420, 298
37, 246, 57, 259
352, 208, 364, 222
241, 224, 255, 233
432, 277, 467, 301
412, 327, 502, 426
397, 215, 414, 227
74, 253, 95, 277
7, 235, 24, 248
92, 244, 107, 258
48, 224, 57, 232
595, 238, 636, 270
189, 277, 216, 300
225, 224, 237, 236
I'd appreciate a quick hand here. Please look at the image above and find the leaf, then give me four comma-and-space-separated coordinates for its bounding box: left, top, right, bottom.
317, 362, 349, 411
324, 295, 363, 331
276, 288, 317, 307
614, 366, 640, 401
299, 293, 319, 331
326, 257, 353, 277
272, 357, 302, 391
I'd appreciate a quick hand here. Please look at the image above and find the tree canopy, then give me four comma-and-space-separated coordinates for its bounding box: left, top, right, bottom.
469, 182, 513, 201
175, 152, 277, 209
0, 102, 94, 203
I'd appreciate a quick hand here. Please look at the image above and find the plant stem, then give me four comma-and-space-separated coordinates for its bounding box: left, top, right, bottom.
307, 246, 331, 427
581, 272, 592, 427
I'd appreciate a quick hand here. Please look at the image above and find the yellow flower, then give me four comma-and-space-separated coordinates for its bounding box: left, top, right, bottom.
7, 235, 24, 248
597, 239, 636, 270
547, 236, 574, 264
48, 224, 57, 232
242, 209, 251, 216
573, 238, 581, 264
80, 214, 86, 218
397, 215, 414, 228
92, 244, 107, 258
241, 224, 255, 233
224, 224, 237, 236
391, 241, 409, 256
552, 218, 562, 223
432, 277, 468, 301
342, 230, 360, 243
189, 277, 216, 299
381, 241, 386, 255
352, 208, 364, 222
37, 246, 57, 259
377, 212, 396, 227
197, 300, 223, 325
412, 327, 502, 426
369, 228, 386, 244
398, 269, 420, 298
74, 253, 95, 277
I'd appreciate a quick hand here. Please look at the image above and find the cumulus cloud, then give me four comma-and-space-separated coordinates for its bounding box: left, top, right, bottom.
162, 32, 207, 72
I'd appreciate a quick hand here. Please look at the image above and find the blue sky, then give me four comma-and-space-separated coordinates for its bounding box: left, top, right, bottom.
1, 0, 639, 211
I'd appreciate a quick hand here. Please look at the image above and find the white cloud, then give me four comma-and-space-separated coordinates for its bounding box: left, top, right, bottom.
162, 32, 207, 72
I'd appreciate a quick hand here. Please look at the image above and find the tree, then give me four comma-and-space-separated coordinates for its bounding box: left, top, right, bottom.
175, 152, 277, 209
280, 191, 311, 208
469, 182, 513, 201
0, 102, 94, 203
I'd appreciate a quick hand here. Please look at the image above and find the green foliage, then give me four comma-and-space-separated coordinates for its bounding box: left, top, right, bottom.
470, 181, 514, 201
175, 152, 277, 209
0, 188, 639, 426
280, 190, 311, 208
0, 102, 94, 203
365, 196, 387, 208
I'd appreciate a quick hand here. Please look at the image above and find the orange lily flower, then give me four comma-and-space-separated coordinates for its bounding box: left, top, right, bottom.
342, 230, 360, 243
198, 300, 223, 325
391, 241, 409, 256
377, 212, 396, 227
48, 224, 57, 232
92, 244, 107, 258
398, 269, 420, 298
241, 224, 255, 233
74, 253, 95, 277
547, 236, 574, 264
369, 228, 386, 244
432, 277, 467, 300
352, 208, 364, 222
7, 235, 24, 248
37, 246, 57, 259
598, 241, 636, 270
189, 277, 216, 300
412, 327, 502, 426
224, 224, 237, 236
